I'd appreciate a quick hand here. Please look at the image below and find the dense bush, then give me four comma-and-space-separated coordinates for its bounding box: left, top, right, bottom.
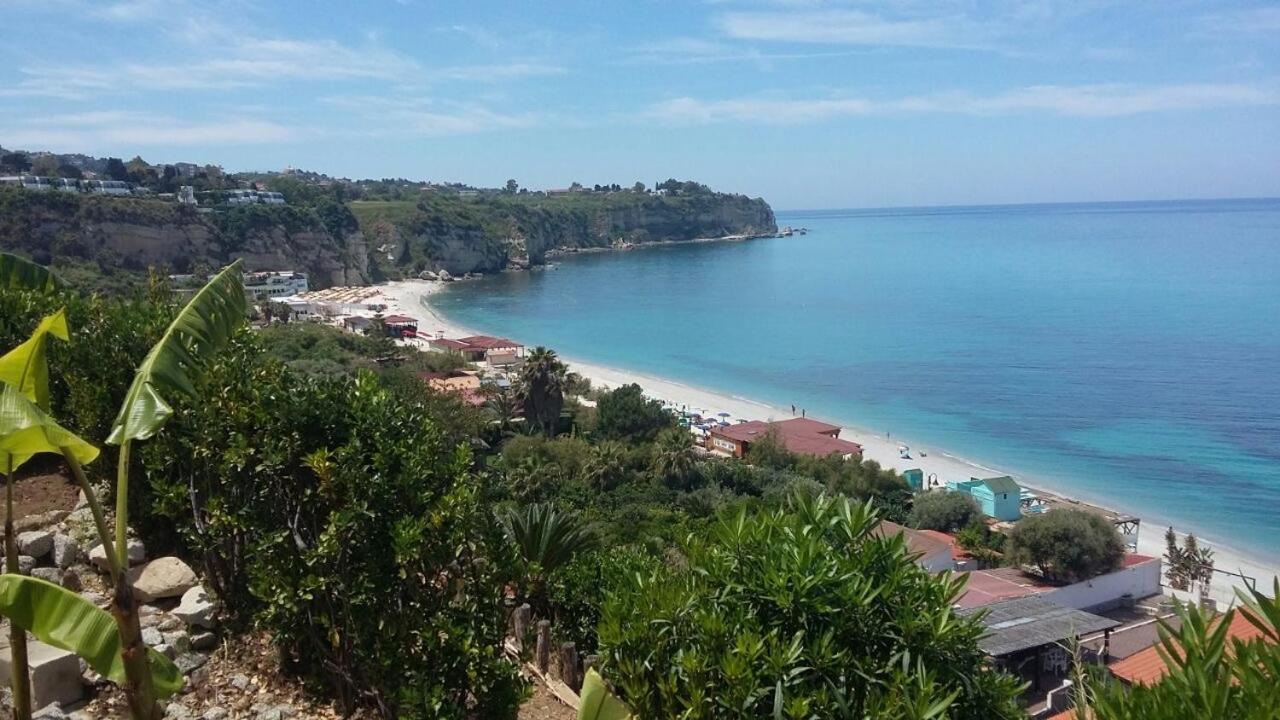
545, 547, 662, 654
909, 490, 982, 531
1006, 508, 1124, 583
145, 354, 522, 717
594, 383, 674, 441
597, 495, 1024, 719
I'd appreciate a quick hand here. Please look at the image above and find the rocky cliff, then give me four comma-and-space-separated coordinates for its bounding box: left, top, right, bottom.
356, 191, 777, 276
0, 188, 370, 288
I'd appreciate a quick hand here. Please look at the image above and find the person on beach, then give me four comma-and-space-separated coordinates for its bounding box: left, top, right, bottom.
791, 404, 796, 415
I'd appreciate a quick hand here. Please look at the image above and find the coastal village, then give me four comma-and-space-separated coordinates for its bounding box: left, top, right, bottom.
138, 268, 1270, 719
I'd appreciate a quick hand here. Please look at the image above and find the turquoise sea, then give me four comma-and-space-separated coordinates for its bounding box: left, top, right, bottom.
432, 199, 1280, 564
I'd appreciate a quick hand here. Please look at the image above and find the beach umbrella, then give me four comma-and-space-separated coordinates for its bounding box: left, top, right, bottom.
717, 412, 731, 418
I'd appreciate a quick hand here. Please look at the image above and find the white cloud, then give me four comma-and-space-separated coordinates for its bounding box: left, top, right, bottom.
0, 112, 299, 148
646, 83, 1280, 123
433, 63, 566, 82
717, 9, 993, 50
321, 95, 538, 136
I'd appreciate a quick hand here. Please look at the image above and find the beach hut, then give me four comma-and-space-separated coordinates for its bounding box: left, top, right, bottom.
903, 468, 924, 491
970, 476, 1022, 521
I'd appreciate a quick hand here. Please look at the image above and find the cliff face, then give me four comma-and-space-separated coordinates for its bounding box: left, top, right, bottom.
366, 192, 777, 276
0, 189, 370, 288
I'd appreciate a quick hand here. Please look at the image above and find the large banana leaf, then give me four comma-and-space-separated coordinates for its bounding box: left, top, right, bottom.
107, 260, 245, 444
0, 383, 98, 473
0, 309, 69, 409
577, 669, 633, 720
0, 575, 182, 698
0, 252, 62, 292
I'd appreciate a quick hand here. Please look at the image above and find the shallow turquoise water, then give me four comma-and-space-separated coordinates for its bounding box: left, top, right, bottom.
432, 199, 1280, 563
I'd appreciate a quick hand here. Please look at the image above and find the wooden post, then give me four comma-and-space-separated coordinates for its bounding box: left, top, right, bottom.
513, 603, 532, 651
535, 620, 552, 674
560, 641, 580, 692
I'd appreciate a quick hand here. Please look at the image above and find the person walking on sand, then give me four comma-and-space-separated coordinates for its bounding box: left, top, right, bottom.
801, 409, 806, 418
791, 404, 796, 415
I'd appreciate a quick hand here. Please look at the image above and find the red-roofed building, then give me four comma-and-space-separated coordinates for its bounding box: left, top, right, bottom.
1109, 609, 1270, 686
873, 522, 956, 572
429, 335, 524, 362
957, 555, 1162, 612
705, 418, 862, 459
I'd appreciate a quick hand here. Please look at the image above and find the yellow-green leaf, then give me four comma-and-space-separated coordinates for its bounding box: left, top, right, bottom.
0, 309, 69, 409
577, 669, 633, 720
0, 252, 62, 292
0, 383, 98, 473
107, 260, 246, 444
0, 575, 183, 698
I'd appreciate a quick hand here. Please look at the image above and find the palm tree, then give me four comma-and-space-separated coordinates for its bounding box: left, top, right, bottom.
519, 347, 567, 437
584, 441, 627, 491
504, 503, 598, 613
652, 426, 700, 490
484, 384, 523, 436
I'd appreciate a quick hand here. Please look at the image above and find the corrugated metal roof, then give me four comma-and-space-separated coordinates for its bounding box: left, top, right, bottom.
958, 596, 1119, 657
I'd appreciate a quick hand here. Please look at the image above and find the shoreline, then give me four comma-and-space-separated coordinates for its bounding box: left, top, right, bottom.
378, 278, 1278, 607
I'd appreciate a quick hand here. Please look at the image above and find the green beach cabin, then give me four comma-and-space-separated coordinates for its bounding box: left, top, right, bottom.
968, 476, 1021, 521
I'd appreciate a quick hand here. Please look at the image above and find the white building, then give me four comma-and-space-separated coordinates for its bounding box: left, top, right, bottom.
244, 271, 308, 298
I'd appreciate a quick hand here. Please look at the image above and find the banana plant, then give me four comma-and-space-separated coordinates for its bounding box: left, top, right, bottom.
0, 252, 62, 292
0, 259, 244, 719
577, 669, 633, 720
0, 309, 71, 719
0, 385, 182, 718
100, 259, 245, 719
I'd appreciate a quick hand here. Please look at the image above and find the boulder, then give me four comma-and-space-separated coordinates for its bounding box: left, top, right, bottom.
173, 586, 217, 629
60, 569, 82, 592
18, 556, 36, 575
0, 637, 83, 709
173, 652, 206, 674
189, 632, 217, 651
89, 539, 145, 572
31, 568, 63, 585
52, 535, 82, 570
141, 627, 164, 648
17, 531, 54, 559
128, 557, 197, 603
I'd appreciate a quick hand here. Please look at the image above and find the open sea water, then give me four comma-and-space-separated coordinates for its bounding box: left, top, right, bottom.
432, 199, 1280, 563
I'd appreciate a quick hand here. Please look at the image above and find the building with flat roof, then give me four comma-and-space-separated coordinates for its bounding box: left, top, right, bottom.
705, 417, 863, 459
429, 335, 524, 363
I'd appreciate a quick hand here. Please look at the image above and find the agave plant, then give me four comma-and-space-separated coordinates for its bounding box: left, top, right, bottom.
0, 259, 244, 719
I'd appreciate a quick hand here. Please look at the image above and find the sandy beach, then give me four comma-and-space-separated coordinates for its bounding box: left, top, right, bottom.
375, 278, 1278, 607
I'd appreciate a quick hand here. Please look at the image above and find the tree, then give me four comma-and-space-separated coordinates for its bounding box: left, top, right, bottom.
0, 152, 31, 173
908, 490, 981, 532
504, 503, 598, 615
583, 440, 628, 491
1006, 509, 1123, 584
520, 347, 567, 436
631, 181, 645, 193
596, 495, 1024, 719
1165, 528, 1215, 599
505, 179, 518, 193
56, 164, 83, 179
104, 157, 129, 181
30, 155, 59, 177
650, 426, 699, 490
594, 383, 673, 441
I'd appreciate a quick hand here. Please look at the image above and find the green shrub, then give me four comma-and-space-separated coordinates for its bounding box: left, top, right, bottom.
1006, 508, 1124, 584
597, 495, 1024, 719
594, 383, 674, 441
909, 490, 982, 532
146, 362, 523, 718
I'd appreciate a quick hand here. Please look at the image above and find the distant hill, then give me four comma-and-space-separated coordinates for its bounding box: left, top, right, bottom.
0, 146, 776, 289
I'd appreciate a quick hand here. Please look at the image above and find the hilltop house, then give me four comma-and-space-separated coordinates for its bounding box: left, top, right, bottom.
705, 417, 863, 460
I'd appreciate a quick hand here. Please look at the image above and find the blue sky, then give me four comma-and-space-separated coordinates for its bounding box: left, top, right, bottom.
2, 0, 1278, 209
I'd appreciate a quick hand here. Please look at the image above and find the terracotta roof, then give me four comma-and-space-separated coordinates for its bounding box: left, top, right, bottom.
383, 314, 417, 324
919, 529, 971, 560
873, 522, 952, 561
955, 567, 1053, 609
710, 418, 862, 458
430, 338, 469, 349
1110, 610, 1269, 686
459, 335, 522, 349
